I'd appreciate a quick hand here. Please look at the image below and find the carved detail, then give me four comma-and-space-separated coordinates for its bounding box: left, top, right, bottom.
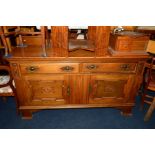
93, 80, 127, 98
104, 85, 114, 93
40, 86, 56, 94
28, 80, 64, 100
11, 63, 20, 78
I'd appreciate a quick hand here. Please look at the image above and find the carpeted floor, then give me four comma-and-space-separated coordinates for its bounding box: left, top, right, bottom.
0, 95, 155, 129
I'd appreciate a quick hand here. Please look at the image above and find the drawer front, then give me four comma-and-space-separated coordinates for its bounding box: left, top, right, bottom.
118, 43, 130, 51
117, 40, 130, 51
81, 63, 137, 73
20, 63, 79, 74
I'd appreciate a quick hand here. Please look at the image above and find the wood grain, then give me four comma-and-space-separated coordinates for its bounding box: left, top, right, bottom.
4, 26, 150, 119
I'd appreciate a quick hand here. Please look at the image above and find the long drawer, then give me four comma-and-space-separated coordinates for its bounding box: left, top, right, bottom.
81, 63, 137, 73
20, 63, 79, 74
20, 62, 137, 74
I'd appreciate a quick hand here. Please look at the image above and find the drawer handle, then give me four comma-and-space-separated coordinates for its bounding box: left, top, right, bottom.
67, 86, 70, 96
87, 64, 97, 70
120, 64, 130, 70
26, 66, 39, 72
60, 66, 74, 72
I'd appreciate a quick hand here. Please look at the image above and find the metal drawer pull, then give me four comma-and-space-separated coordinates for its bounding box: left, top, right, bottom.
120, 64, 130, 70
87, 64, 97, 70
60, 66, 74, 71
26, 66, 39, 72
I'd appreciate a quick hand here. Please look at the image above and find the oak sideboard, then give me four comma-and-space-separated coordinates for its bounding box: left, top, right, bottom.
6, 26, 150, 119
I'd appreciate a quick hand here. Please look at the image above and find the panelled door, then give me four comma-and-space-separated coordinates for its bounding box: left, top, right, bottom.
89, 74, 135, 105
22, 74, 70, 106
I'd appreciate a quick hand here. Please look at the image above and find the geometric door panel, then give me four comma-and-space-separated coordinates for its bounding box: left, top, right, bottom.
92, 80, 127, 98
28, 80, 65, 100
23, 75, 69, 106
89, 74, 134, 104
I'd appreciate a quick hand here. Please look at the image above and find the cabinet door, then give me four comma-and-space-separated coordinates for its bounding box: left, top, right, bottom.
89, 74, 135, 105
22, 74, 69, 106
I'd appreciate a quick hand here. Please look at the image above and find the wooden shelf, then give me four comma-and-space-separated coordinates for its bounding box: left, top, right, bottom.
69, 39, 95, 52
69, 49, 95, 57
68, 39, 95, 57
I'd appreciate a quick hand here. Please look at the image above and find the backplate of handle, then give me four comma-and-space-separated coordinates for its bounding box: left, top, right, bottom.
60, 66, 74, 71
120, 64, 130, 70
26, 66, 39, 72
86, 64, 97, 70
